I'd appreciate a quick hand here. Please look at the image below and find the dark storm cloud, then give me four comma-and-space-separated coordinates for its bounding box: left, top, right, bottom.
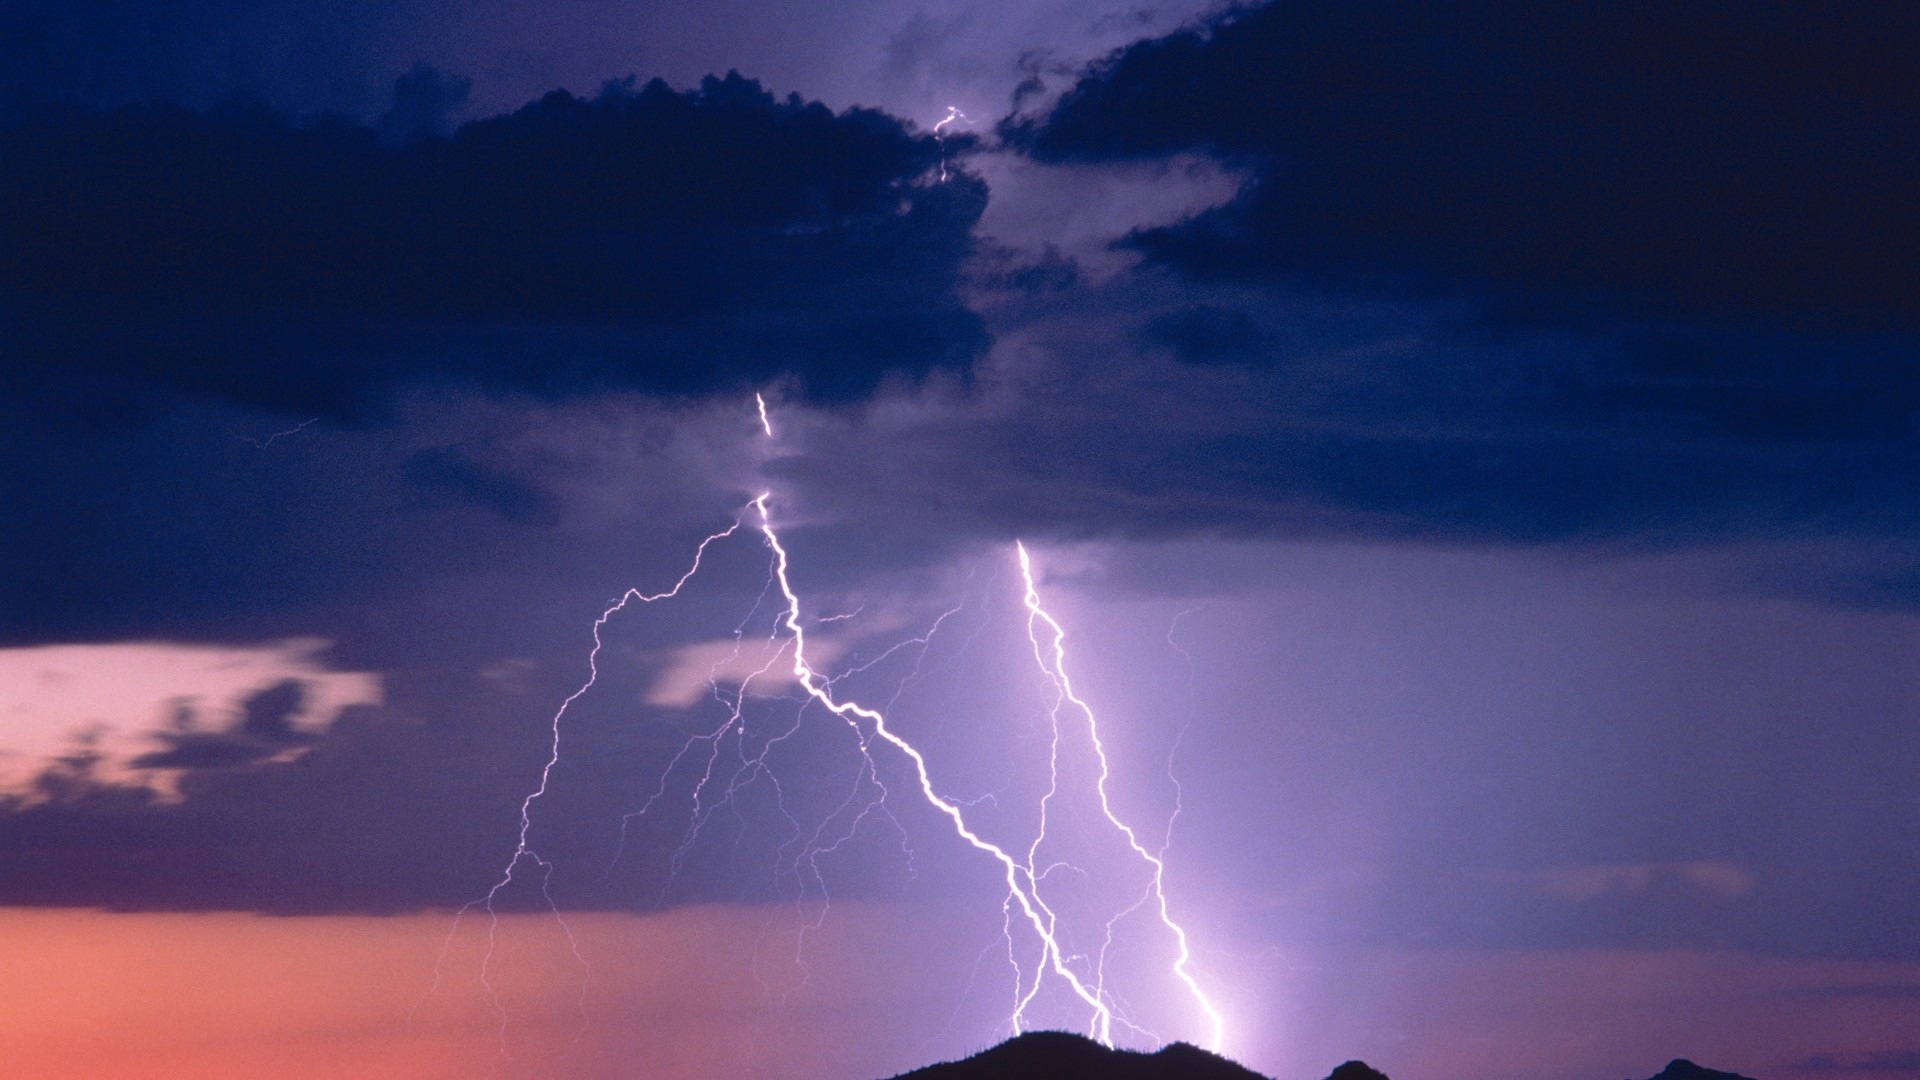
945, 1, 1920, 561
3, 73, 987, 416
1, 0, 409, 117
402, 445, 560, 526
0, 381, 771, 647
378, 61, 472, 143
772, 283, 1920, 572
1142, 304, 1266, 365
1009, 0, 1918, 330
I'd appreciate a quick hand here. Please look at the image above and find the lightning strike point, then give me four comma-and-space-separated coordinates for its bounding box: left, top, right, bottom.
1014, 542, 1227, 1053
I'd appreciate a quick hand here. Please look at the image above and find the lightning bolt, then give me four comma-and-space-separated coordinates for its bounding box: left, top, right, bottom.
488, 518, 743, 904
1015, 546, 1225, 1050
427, 521, 743, 1058
932, 106, 969, 183
932, 106, 968, 136
445, 394, 1225, 1062
751, 492, 1123, 1041
226, 415, 319, 448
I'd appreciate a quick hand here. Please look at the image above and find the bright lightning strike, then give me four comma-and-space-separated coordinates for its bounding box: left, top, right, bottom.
450, 397, 1224, 1062
1015, 544, 1225, 1051
751, 492, 1122, 1042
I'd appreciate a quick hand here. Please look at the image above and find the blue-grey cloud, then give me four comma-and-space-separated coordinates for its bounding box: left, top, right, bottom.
1009, 0, 1918, 330
968, 2, 1920, 558
4, 73, 987, 417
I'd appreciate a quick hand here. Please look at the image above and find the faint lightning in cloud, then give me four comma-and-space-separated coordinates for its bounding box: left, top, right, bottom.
490, 519, 745, 911
433, 520, 743, 1053
226, 416, 319, 449
932, 106, 970, 183
932, 106, 969, 136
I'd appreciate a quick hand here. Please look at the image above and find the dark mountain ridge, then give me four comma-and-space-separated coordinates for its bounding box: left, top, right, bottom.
885, 1031, 1270, 1079
882, 1031, 1759, 1080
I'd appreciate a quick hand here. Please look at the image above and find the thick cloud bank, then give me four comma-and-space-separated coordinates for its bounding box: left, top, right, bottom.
4, 73, 987, 415
1011, 0, 1917, 329
973, 2, 1920, 553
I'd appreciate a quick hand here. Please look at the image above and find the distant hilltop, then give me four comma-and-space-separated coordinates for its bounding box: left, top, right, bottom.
882, 1031, 1760, 1080
884, 1031, 1273, 1079
1640, 1062, 1759, 1080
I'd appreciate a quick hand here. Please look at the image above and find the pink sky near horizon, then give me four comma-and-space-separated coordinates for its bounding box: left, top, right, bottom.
3, 906, 1914, 1080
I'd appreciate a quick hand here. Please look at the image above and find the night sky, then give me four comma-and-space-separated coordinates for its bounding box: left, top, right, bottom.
3, 3, 1917, 1079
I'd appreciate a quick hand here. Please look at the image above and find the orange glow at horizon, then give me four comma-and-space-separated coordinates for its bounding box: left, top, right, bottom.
0, 904, 970, 1080
3, 907, 1918, 1080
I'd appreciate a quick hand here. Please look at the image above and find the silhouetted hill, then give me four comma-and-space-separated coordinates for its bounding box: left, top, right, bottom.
883, 1033, 1760, 1080
884, 1031, 1278, 1079
1639, 1061, 1758, 1080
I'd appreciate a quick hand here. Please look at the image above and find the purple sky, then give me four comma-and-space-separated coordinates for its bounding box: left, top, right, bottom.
2, 3, 1917, 1079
